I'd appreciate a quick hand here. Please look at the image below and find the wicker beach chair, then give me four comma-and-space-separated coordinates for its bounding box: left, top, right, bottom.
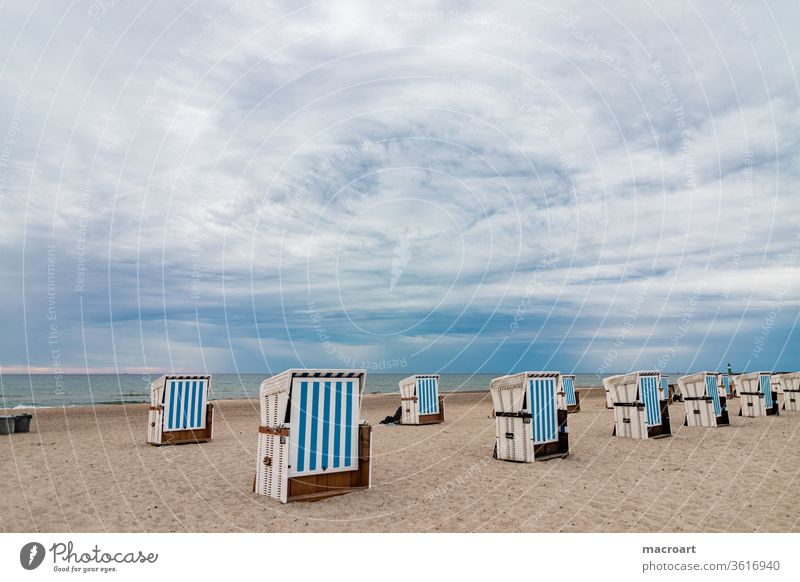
147, 374, 213, 446
677, 372, 729, 427
490, 371, 569, 462
736, 371, 779, 417
774, 372, 800, 412
604, 371, 671, 439
254, 369, 372, 503
557, 374, 581, 413
398, 374, 445, 425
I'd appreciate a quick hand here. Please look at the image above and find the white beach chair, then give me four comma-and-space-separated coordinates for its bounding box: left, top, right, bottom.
736, 371, 779, 417
556, 374, 581, 413
147, 374, 213, 446
398, 374, 445, 425
603, 371, 672, 439
490, 371, 569, 462
677, 372, 729, 427
774, 372, 800, 412
254, 369, 372, 503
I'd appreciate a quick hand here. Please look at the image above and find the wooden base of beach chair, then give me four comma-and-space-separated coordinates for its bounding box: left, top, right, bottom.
647, 400, 671, 438
287, 425, 371, 502
783, 391, 800, 412
254, 424, 372, 503
767, 392, 779, 416
533, 410, 569, 460
566, 391, 581, 413
147, 403, 214, 446
404, 395, 446, 425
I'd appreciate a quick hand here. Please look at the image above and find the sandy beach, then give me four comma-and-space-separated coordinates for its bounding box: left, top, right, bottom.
1, 389, 798, 533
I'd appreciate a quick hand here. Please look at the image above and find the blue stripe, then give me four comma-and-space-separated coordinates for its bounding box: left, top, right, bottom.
189, 381, 197, 428
432, 379, 438, 413
660, 376, 669, 400
309, 381, 320, 471
333, 381, 342, 469
425, 379, 431, 413
760, 374, 773, 408
418, 379, 425, 414
427, 379, 433, 413
195, 380, 204, 428
344, 381, 353, 466
548, 379, 556, 440
321, 381, 331, 470
706, 375, 721, 416
168, 381, 176, 429
722, 376, 730, 395
182, 381, 190, 429
175, 381, 183, 429
296, 381, 308, 472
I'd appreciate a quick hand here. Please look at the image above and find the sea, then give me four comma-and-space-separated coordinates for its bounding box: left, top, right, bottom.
0, 373, 683, 409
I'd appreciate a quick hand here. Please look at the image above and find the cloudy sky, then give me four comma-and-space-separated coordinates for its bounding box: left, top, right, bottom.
0, 0, 797, 376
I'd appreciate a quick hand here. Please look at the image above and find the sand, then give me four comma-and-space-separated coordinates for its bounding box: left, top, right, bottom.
1, 389, 798, 532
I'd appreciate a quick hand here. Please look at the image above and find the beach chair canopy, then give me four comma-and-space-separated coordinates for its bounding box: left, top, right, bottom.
775, 372, 800, 392
491, 371, 560, 444
150, 374, 210, 432
259, 369, 366, 478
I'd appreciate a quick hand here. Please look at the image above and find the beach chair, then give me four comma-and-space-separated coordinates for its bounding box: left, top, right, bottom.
677, 372, 729, 427
736, 371, 779, 417
490, 371, 569, 462
717, 373, 735, 399
604, 371, 671, 439
659, 374, 673, 402
557, 374, 581, 413
774, 372, 800, 412
398, 374, 445, 425
254, 369, 372, 503
147, 374, 213, 446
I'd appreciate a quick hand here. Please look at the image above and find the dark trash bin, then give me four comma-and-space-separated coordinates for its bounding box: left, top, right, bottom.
0, 416, 15, 435
14, 414, 33, 433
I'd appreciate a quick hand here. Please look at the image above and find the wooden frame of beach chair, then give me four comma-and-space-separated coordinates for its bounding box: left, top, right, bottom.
604, 371, 671, 439
147, 374, 213, 446
398, 374, 445, 425
736, 371, 779, 417
490, 371, 569, 462
557, 374, 581, 413
677, 372, 729, 427
774, 372, 800, 412
254, 369, 372, 503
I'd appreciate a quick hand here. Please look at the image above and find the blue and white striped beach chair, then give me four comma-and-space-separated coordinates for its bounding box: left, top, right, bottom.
775, 372, 800, 412
659, 374, 672, 402
398, 374, 444, 425
254, 369, 372, 503
677, 372, 729, 427
557, 374, 581, 413
603, 371, 671, 440
490, 372, 569, 462
736, 371, 779, 417
147, 374, 213, 445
